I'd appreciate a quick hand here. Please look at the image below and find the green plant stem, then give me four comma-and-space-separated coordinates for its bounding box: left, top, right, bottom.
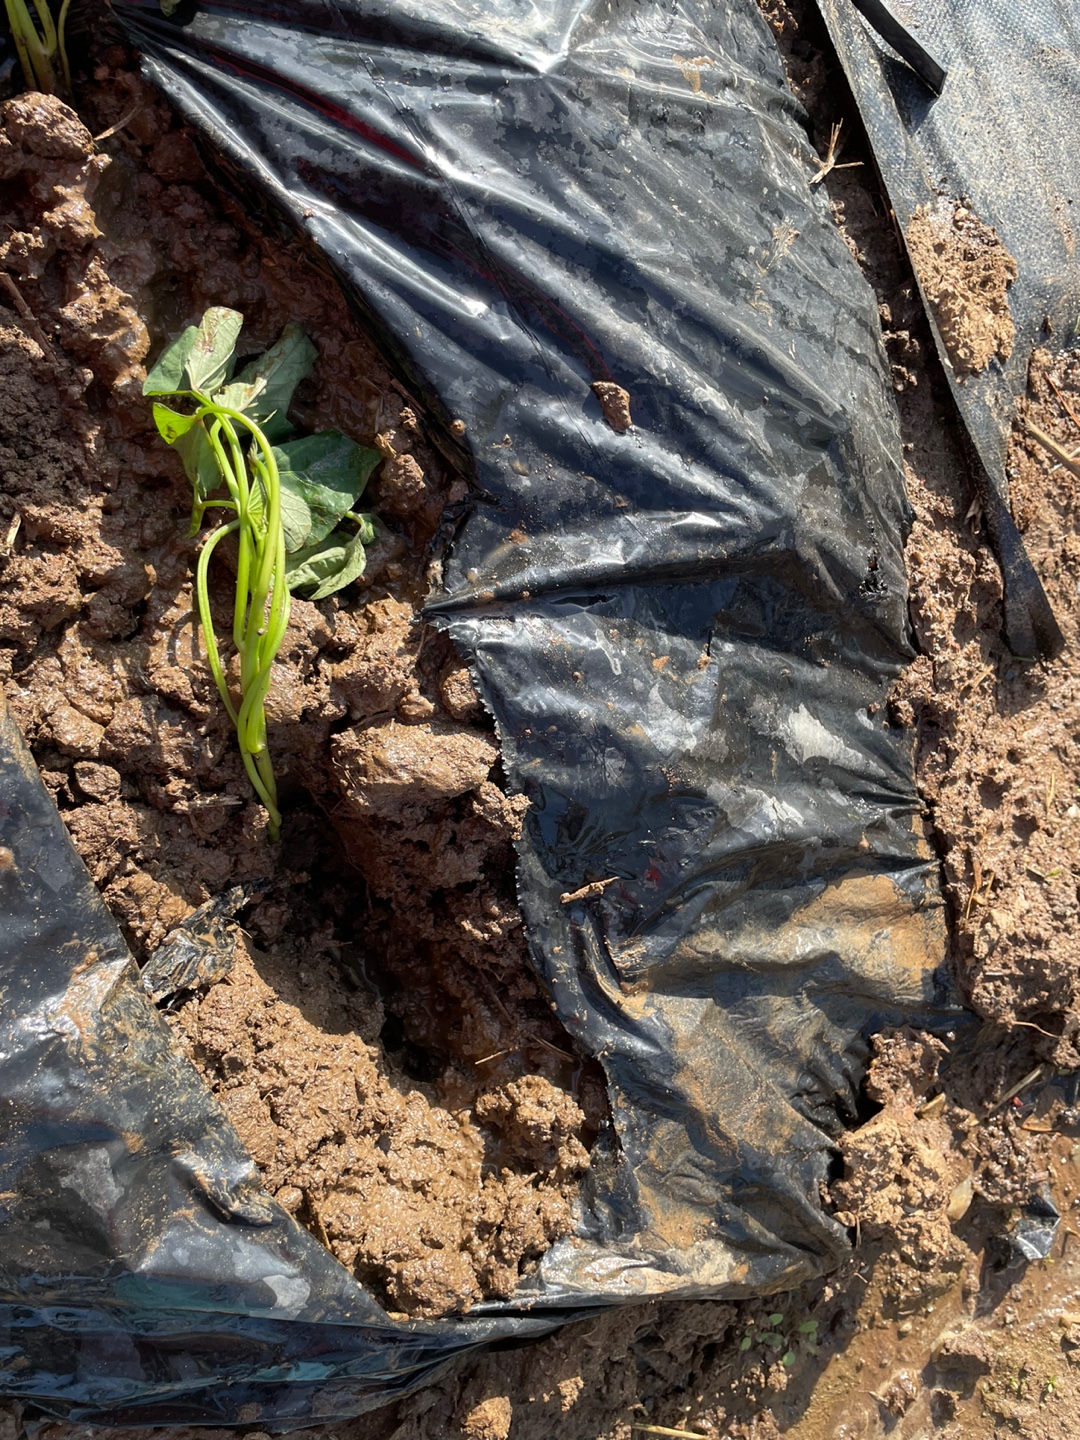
191, 396, 290, 839
194, 518, 240, 725
4, 0, 37, 86
55, 0, 69, 90
201, 415, 250, 648
222, 420, 253, 651
29, 0, 55, 54
3, 0, 63, 93
221, 412, 291, 748
5, 0, 53, 90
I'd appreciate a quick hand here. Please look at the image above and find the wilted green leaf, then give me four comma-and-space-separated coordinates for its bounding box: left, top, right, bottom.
246, 469, 266, 529
185, 308, 243, 393
144, 328, 199, 397
274, 432, 380, 548
277, 485, 313, 551
150, 404, 226, 534
144, 307, 243, 397
242, 465, 309, 550
285, 525, 370, 600
152, 403, 197, 445
214, 377, 267, 414
236, 323, 318, 441
174, 422, 223, 508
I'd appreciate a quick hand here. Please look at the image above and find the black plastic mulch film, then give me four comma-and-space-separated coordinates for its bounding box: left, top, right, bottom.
0, 0, 967, 1425
816, 0, 1080, 663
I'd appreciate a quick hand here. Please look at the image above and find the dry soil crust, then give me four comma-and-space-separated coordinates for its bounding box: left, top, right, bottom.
905, 201, 1018, 378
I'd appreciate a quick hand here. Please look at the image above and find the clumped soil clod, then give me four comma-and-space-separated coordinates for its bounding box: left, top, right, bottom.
905, 200, 1019, 378
168, 942, 590, 1316
0, 62, 600, 1318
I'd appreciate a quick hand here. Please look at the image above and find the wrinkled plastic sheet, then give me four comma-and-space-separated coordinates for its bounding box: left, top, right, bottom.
1, 0, 964, 1424
815, 0, 1080, 660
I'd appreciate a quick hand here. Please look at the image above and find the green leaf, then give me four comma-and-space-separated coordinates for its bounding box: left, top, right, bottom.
767, 1314, 785, 1328
174, 421, 223, 504
243, 444, 307, 547
797, 1320, 818, 1336
213, 377, 267, 413
285, 525, 370, 601
185, 308, 244, 393
152, 403, 198, 445
144, 327, 199, 397
739, 1336, 753, 1353
143, 308, 243, 397
782, 1350, 796, 1368
236, 323, 318, 441
274, 432, 380, 548
760, 1332, 784, 1350
247, 472, 266, 528
278, 484, 313, 551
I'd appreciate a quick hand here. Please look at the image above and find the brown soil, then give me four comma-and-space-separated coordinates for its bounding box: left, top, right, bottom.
590, 380, 632, 433
905, 201, 1018, 378
0, 65, 595, 1317
4, 0, 1080, 1437
168, 941, 587, 1317
894, 342, 1080, 1068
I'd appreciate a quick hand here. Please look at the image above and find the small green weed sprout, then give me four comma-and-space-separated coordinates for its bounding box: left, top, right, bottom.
144, 308, 379, 838
739, 1311, 819, 1369
3, 0, 71, 95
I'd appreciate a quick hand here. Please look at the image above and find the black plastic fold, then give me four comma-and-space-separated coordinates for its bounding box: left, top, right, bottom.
847, 0, 946, 95
816, 0, 1080, 659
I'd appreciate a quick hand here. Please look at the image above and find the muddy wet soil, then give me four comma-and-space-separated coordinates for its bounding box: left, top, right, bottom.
3, 0, 1080, 1435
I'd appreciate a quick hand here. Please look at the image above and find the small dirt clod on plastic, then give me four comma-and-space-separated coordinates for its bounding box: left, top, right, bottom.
591, 380, 633, 433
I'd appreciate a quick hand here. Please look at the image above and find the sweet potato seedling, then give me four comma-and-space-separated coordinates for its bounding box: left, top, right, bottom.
144, 307, 379, 838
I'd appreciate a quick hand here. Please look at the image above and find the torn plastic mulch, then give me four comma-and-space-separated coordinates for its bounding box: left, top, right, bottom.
0, 0, 964, 1424
815, 0, 1080, 661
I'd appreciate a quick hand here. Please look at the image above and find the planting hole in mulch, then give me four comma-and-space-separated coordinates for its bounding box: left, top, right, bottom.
0, 44, 606, 1320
